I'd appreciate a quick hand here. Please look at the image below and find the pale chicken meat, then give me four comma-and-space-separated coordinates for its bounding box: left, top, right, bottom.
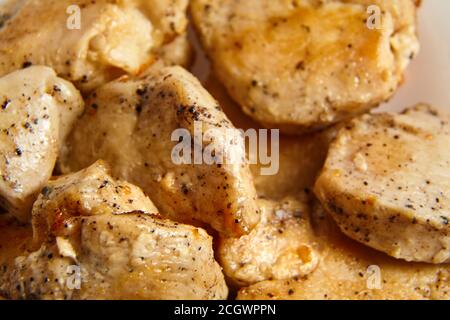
60, 65, 259, 237
0, 66, 83, 222
1, 213, 228, 300
0, 0, 190, 92
0, 0, 446, 302
0, 165, 228, 300
31, 161, 158, 247
315, 105, 450, 263
237, 209, 450, 300
217, 196, 319, 287
191, 0, 419, 133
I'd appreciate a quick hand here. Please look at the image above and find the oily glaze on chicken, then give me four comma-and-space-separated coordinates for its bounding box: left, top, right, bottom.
60, 65, 259, 237
0, 66, 83, 222
0, 0, 190, 92
315, 104, 450, 263
191, 0, 419, 133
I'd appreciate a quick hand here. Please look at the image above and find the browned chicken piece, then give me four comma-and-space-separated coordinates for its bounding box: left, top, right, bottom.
0, 66, 84, 222
191, 0, 419, 133
60, 65, 259, 237
1, 213, 228, 300
237, 207, 450, 300
217, 196, 319, 287
0, 0, 190, 92
31, 160, 159, 247
0, 165, 228, 300
315, 105, 450, 263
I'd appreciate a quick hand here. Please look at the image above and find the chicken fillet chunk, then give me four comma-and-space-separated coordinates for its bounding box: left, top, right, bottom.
217, 197, 319, 287
191, 0, 419, 133
0, 66, 83, 221
0, 0, 190, 92
237, 208, 450, 300
315, 105, 450, 263
60, 66, 259, 237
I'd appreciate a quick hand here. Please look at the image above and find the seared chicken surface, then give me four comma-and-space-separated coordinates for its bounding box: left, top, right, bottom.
0, 164, 228, 300
0, 66, 83, 222
0, 0, 190, 92
238, 208, 450, 300
217, 196, 319, 287
315, 105, 450, 263
61, 65, 259, 237
191, 0, 419, 133
31, 161, 158, 247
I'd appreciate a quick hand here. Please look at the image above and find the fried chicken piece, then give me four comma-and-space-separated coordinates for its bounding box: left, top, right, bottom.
1, 213, 228, 300
191, 0, 419, 133
60, 65, 259, 237
0, 0, 190, 92
315, 105, 450, 263
31, 161, 158, 246
217, 196, 319, 287
0, 66, 83, 221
